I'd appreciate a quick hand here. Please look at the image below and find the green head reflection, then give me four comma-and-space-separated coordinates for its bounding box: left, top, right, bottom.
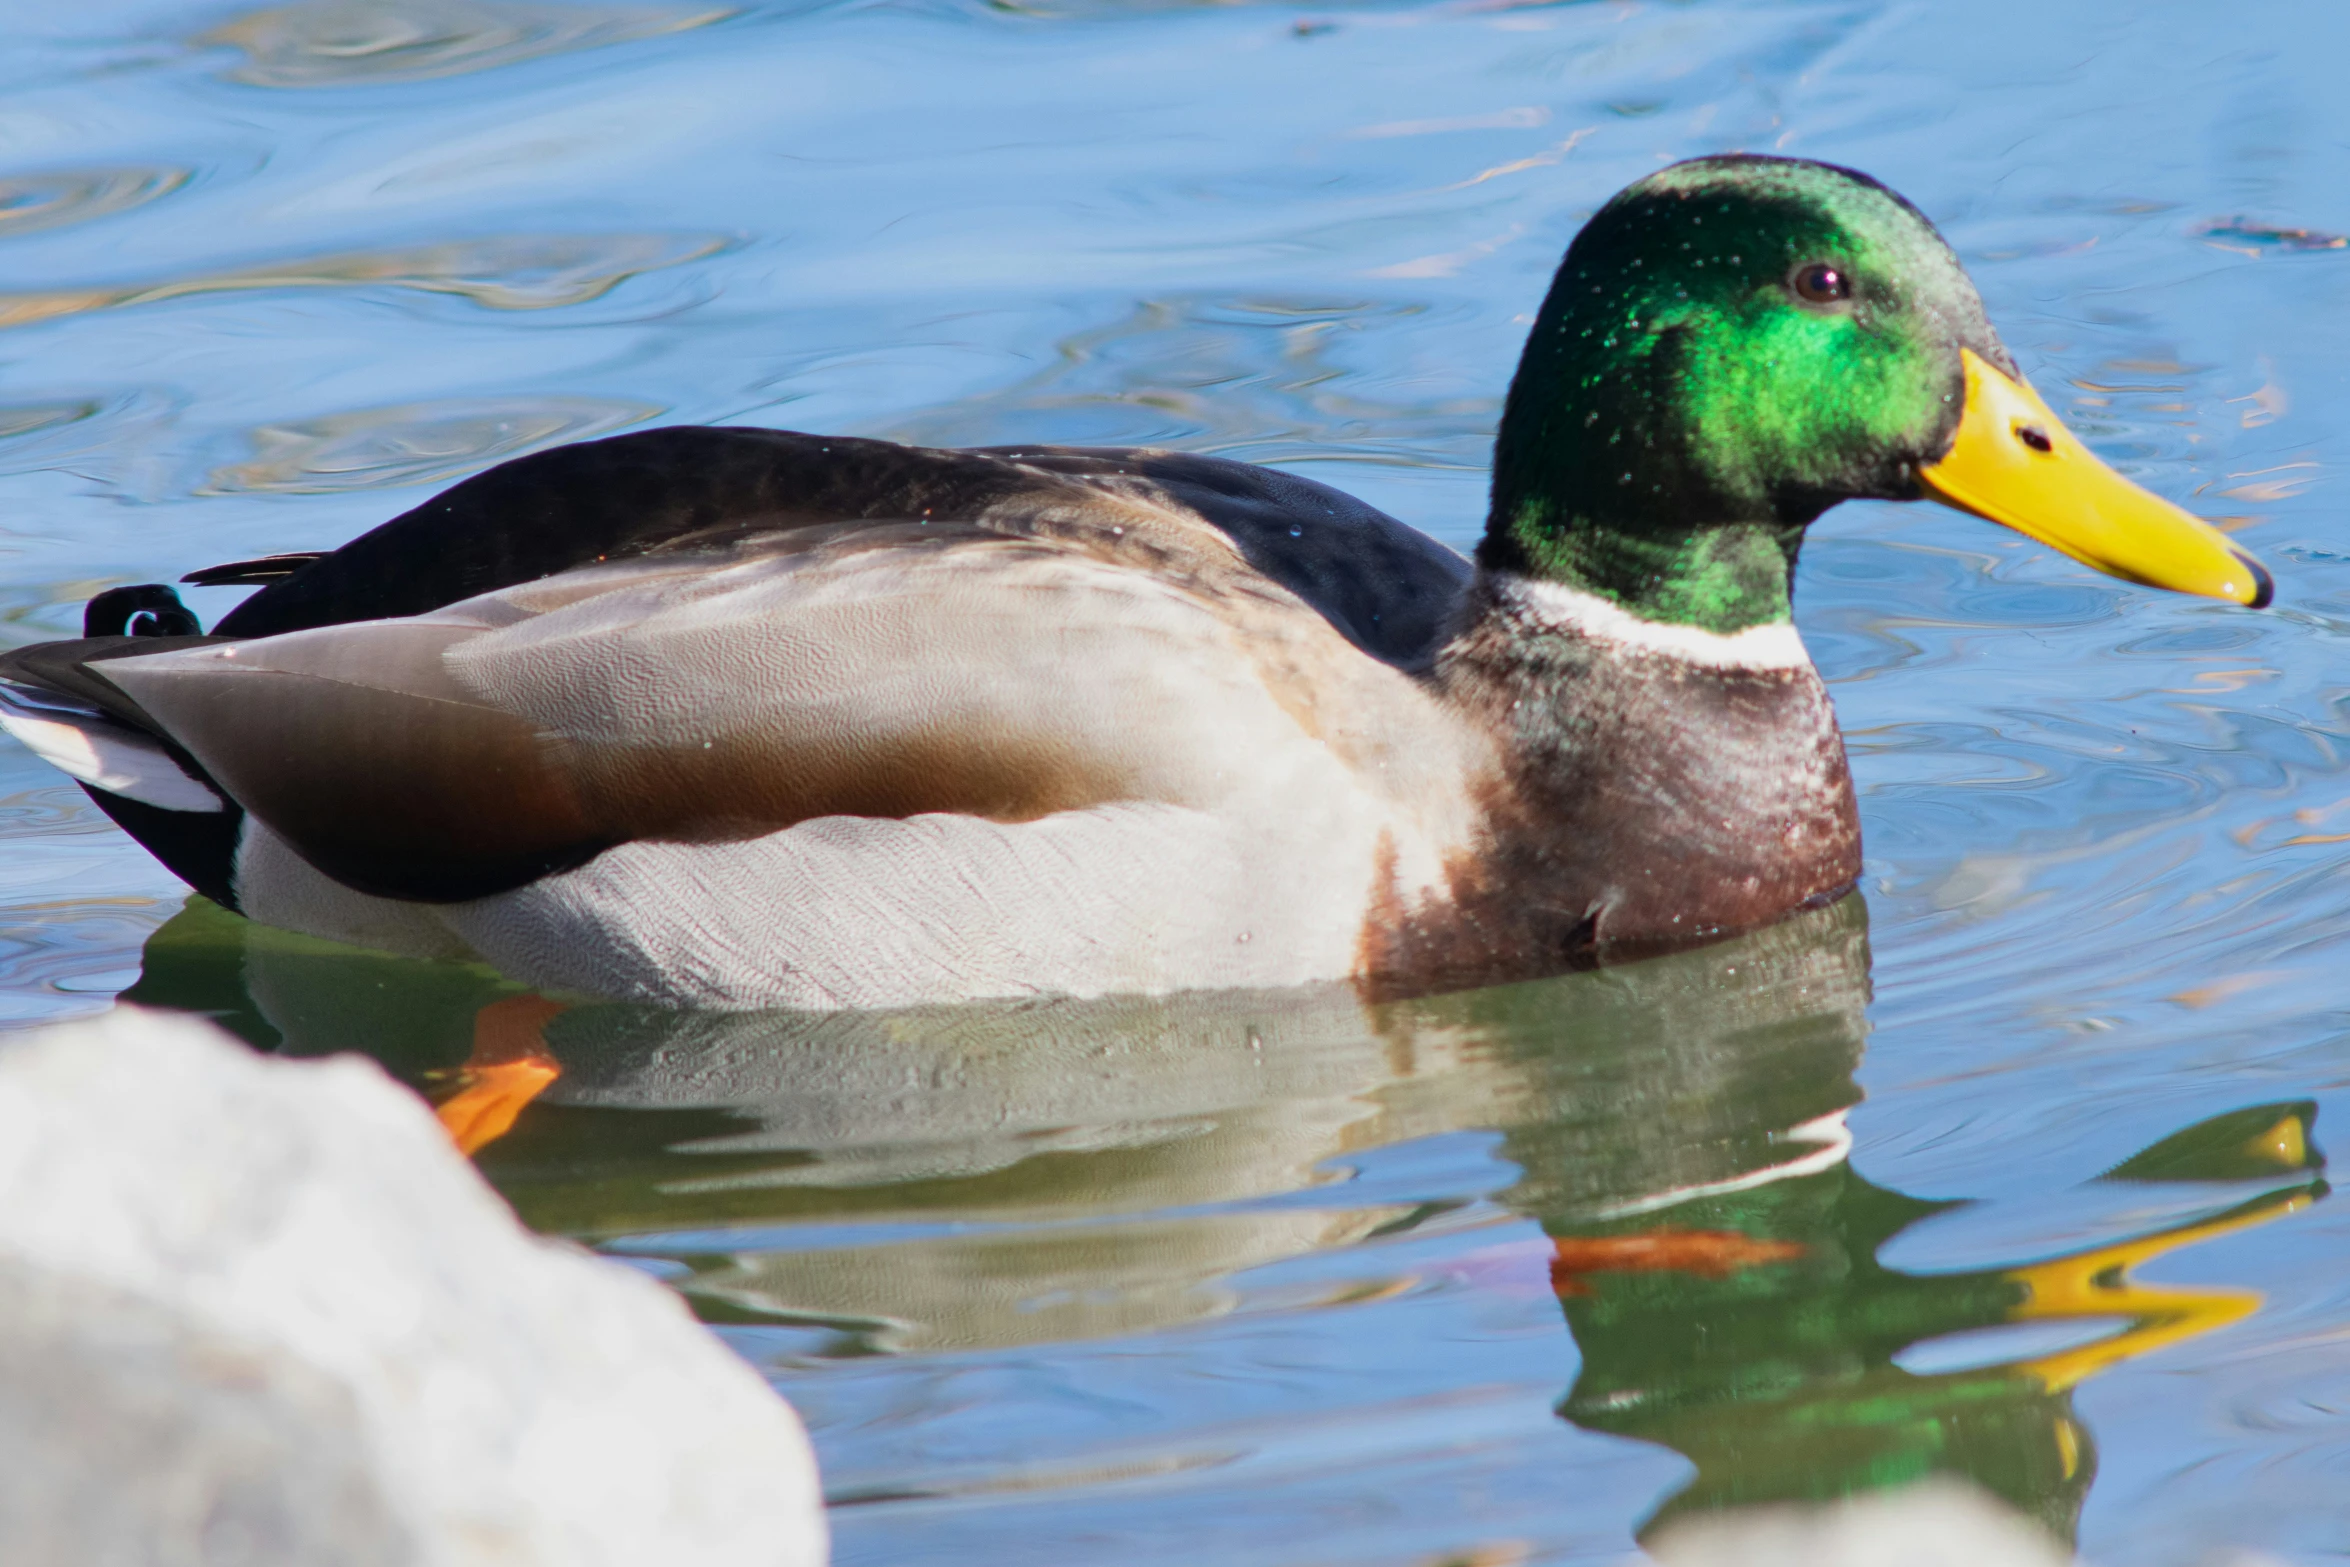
1525, 1094, 2320, 1543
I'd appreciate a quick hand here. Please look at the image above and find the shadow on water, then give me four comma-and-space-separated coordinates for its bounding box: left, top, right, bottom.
122, 894, 2325, 1552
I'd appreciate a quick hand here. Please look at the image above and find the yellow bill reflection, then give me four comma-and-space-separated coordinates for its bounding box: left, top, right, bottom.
2006, 1105, 2320, 1392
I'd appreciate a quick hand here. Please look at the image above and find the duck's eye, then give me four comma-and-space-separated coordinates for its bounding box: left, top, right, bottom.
1791, 262, 1852, 304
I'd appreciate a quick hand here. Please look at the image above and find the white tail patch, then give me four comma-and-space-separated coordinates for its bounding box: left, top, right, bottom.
0, 699, 225, 813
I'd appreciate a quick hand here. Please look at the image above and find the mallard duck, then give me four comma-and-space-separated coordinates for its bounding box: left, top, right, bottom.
0, 156, 2270, 1010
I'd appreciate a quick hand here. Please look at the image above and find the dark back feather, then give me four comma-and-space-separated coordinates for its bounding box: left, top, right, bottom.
208, 428, 1472, 666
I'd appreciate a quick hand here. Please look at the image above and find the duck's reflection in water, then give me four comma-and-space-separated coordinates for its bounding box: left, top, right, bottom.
124, 895, 2325, 1548
1533, 1073, 2319, 1543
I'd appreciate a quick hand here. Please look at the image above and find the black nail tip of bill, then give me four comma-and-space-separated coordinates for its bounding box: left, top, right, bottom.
2234, 549, 2276, 610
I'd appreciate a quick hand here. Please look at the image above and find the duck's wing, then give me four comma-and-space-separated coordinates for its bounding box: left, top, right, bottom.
93, 517, 1478, 908
208, 428, 1472, 668
7, 429, 1474, 914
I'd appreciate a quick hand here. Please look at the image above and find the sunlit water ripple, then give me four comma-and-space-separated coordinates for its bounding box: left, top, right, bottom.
7, 1, 2350, 1562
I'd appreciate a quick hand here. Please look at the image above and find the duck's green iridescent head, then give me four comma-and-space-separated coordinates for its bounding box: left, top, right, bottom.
1485, 155, 2269, 633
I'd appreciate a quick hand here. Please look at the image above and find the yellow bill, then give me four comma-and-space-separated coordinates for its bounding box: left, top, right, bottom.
1917, 348, 2273, 607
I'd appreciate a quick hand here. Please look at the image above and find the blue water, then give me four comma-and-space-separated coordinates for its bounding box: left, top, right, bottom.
9, 1, 2350, 1561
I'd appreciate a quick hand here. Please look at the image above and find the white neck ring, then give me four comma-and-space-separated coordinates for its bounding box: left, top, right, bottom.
1495, 576, 1813, 671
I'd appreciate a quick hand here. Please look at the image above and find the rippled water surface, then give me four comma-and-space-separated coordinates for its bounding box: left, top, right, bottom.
9, 2, 2350, 1561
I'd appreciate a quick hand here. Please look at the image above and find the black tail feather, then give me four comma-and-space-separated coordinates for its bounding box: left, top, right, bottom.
84, 584, 201, 638
180, 553, 329, 588
80, 785, 244, 912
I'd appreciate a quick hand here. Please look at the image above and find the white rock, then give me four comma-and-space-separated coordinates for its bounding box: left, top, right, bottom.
1644, 1480, 2076, 1567
0, 1006, 826, 1567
